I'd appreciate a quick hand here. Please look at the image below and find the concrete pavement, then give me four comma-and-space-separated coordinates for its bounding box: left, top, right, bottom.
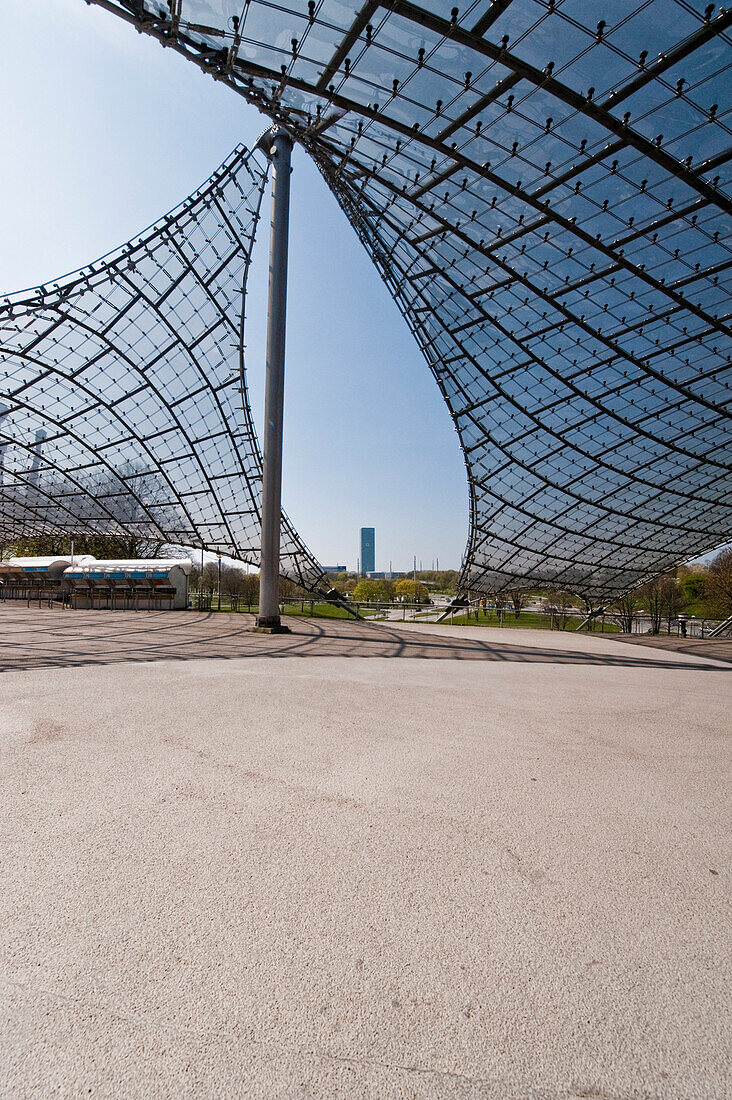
1, 608, 729, 1098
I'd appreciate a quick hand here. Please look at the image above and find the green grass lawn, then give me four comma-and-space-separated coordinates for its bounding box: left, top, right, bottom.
192, 595, 370, 620
281, 601, 359, 620
191, 597, 622, 632
437, 610, 619, 632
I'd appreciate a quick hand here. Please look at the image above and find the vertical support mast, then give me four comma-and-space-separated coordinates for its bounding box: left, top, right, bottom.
256, 127, 293, 632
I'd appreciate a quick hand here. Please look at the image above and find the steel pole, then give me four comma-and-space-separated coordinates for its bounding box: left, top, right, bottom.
256, 128, 293, 631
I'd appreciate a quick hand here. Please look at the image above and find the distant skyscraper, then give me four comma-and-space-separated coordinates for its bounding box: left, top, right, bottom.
29, 428, 46, 488
360, 527, 375, 574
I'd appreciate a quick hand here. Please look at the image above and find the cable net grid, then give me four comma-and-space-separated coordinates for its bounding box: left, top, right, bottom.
0, 144, 324, 591
25, 2, 732, 595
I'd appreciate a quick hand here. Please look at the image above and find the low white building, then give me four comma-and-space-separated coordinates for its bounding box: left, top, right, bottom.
63, 559, 192, 610
0, 557, 192, 610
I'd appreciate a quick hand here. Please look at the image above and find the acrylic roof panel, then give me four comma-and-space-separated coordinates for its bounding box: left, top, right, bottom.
62, 559, 194, 574
48, 4, 732, 594
0, 145, 323, 592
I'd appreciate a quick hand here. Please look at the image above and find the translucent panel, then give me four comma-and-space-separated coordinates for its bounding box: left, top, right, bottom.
0, 146, 323, 592
64, 1, 732, 596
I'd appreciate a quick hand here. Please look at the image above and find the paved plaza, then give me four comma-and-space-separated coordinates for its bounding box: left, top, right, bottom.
1, 608, 730, 1098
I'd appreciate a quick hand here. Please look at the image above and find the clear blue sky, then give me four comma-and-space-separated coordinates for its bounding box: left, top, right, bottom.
0, 0, 468, 573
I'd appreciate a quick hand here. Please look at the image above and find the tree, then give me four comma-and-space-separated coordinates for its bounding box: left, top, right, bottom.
381, 577, 396, 602
640, 576, 664, 634
7, 532, 160, 560
707, 549, 732, 616
640, 574, 683, 635
661, 574, 683, 633
612, 590, 639, 633
680, 571, 707, 605
239, 572, 259, 603
221, 564, 254, 595
201, 561, 219, 593
395, 578, 429, 603
509, 590, 526, 619
441, 569, 459, 593
546, 589, 573, 630
352, 579, 386, 601
278, 576, 309, 599
415, 569, 459, 593
324, 570, 349, 594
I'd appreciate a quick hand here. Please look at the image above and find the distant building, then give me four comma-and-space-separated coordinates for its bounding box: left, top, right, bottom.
360, 528, 375, 574
322, 565, 347, 574
28, 428, 46, 488
0, 556, 192, 610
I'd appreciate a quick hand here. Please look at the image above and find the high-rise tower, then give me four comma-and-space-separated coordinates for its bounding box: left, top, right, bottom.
360, 528, 375, 575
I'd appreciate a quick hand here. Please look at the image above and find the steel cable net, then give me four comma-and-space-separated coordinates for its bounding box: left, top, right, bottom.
0, 144, 324, 592
50, 4, 732, 595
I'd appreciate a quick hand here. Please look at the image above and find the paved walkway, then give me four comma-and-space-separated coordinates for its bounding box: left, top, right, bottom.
1, 607, 729, 1098
1, 606, 730, 672
612, 629, 732, 665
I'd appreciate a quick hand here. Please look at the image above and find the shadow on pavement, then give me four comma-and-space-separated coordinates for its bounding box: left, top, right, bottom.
612, 632, 732, 666
0, 607, 728, 673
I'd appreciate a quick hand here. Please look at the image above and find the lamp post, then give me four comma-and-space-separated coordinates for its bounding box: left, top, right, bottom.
217, 551, 222, 612
255, 126, 293, 633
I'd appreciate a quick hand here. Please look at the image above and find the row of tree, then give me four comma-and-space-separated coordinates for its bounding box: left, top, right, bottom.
189, 568, 433, 605
191, 562, 259, 600
190, 564, 318, 601
350, 577, 430, 603
4, 537, 731, 625
3, 533, 161, 560
613, 551, 732, 632
433, 551, 732, 631
324, 569, 458, 601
